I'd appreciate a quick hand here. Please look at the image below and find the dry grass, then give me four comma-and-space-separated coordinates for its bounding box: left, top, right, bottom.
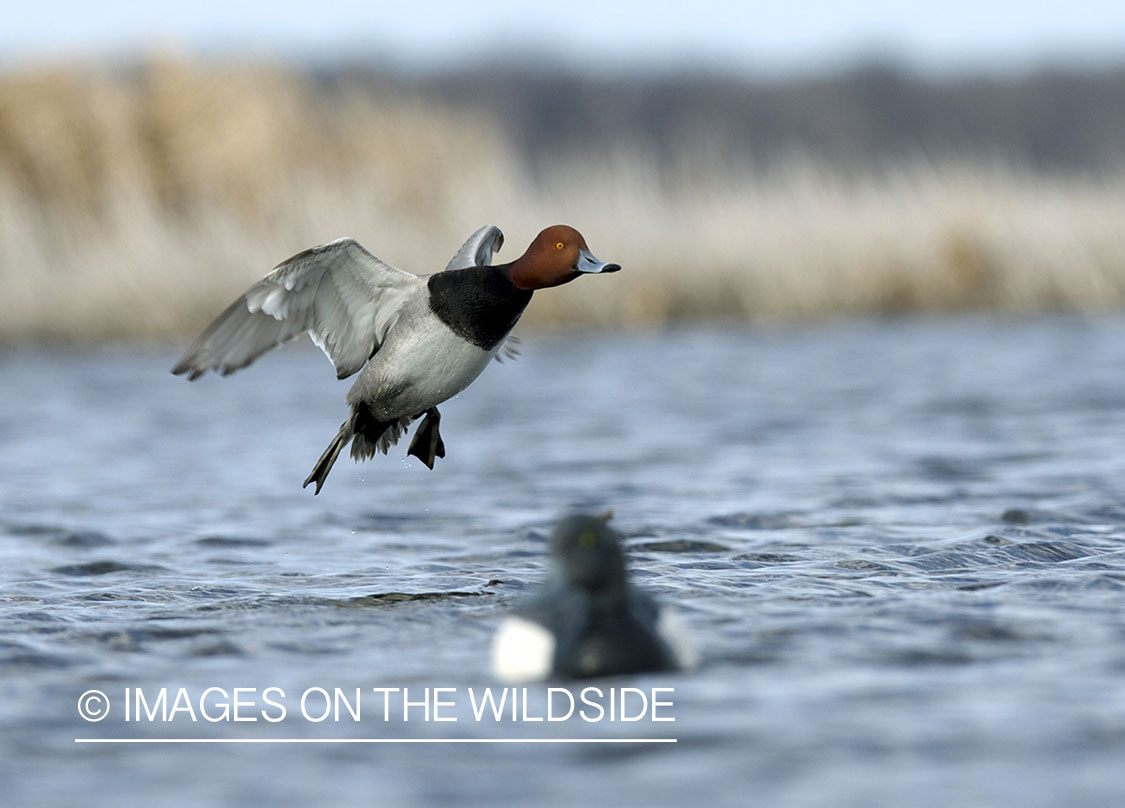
2, 58, 1125, 342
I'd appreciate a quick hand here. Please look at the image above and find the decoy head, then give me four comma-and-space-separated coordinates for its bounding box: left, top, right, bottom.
549, 512, 627, 593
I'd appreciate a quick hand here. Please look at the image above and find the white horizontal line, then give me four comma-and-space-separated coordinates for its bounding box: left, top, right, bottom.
75, 738, 677, 744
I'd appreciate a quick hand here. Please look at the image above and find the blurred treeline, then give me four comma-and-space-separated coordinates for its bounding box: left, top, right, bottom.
357, 60, 1125, 173
2, 57, 1125, 342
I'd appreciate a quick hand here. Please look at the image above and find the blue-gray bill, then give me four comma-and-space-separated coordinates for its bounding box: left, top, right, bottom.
575, 248, 621, 274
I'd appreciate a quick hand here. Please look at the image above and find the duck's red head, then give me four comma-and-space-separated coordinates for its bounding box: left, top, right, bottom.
508, 225, 621, 291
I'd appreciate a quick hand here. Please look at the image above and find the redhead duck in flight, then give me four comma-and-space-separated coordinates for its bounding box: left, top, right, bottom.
172, 224, 620, 493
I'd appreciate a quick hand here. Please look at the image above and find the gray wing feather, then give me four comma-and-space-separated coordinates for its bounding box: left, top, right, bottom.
172, 238, 421, 380
442, 225, 504, 272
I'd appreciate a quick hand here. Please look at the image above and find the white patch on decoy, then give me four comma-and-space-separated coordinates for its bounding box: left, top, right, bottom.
491, 617, 555, 683
656, 609, 698, 670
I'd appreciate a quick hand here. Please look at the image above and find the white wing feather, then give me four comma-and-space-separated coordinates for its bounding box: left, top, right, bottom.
172, 238, 421, 380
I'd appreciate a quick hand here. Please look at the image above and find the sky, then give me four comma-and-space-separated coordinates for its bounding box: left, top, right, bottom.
3, 1, 1125, 75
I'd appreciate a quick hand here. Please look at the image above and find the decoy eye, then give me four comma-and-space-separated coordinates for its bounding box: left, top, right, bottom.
555, 241, 565, 250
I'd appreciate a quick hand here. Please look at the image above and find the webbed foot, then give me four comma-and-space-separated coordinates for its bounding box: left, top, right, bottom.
407, 407, 446, 469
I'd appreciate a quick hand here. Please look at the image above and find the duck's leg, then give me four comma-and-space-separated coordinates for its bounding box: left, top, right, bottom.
407, 407, 446, 469
304, 404, 398, 494
303, 420, 351, 495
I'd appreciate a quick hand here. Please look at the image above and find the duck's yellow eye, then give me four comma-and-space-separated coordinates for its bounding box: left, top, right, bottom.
555, 241, 565, 250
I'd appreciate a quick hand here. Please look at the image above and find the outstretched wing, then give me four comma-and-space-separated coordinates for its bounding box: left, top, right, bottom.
439, 225, 520, 363
442, 224, 504, 272
172, 238, 422, 381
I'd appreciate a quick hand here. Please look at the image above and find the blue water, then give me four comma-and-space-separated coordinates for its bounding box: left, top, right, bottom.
2, 317, 1125, 807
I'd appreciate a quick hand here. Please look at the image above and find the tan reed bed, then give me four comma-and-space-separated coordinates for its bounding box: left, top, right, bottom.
3, 60, 1125, 342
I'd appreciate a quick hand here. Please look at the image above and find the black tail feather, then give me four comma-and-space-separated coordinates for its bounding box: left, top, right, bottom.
304, 404, 427, 493
349, 405, 401, 462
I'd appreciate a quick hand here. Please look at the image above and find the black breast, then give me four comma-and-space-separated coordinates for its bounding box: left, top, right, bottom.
426, 267, 533, 350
